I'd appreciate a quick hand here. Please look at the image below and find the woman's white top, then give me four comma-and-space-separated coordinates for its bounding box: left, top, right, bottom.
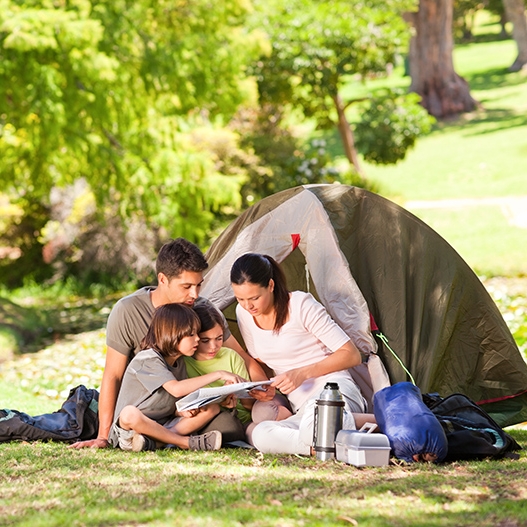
236, 291, 354, 411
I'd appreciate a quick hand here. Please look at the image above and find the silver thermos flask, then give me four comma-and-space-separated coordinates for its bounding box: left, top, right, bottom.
313, 382, 345, 460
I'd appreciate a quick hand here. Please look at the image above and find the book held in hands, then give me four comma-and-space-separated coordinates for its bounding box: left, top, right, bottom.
176, 380, 273, 412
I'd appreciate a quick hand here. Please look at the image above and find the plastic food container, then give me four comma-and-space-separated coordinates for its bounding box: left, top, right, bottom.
335, 424, 391, 467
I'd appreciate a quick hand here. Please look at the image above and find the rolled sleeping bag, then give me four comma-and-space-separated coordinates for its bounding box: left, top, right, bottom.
373, 382, 448, 463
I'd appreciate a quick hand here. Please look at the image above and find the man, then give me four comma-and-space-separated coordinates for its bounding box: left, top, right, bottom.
70, 238, 269, 449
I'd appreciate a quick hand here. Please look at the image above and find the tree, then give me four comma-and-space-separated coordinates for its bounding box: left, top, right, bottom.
502, 0, 527, 71
406, 0, 478, 117
0, 0, 262, 283
250, 0, 433, 176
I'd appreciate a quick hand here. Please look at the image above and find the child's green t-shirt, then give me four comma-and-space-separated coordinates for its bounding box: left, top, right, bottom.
184, 347, 252, 424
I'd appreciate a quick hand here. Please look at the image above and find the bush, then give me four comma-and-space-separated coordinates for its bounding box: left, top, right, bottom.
355, 91, 435, 165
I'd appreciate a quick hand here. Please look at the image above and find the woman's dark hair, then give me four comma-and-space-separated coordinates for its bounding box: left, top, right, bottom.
230, 253, 289, 333
193, 303, 224, 334
140, 303, 200, 357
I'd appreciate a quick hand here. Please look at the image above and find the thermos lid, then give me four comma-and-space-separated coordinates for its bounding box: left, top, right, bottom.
318, 382, 344, 403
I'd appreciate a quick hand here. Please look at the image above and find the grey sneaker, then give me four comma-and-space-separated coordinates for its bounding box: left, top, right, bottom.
132, 433, 157, 452
188, 430, 222, 451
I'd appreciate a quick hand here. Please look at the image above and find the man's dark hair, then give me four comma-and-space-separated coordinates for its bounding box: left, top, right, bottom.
156, 238, 208, 279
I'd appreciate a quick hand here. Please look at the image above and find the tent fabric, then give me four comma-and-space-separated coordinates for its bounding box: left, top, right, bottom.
202, 186, 376, 355
202, 184, 527, 427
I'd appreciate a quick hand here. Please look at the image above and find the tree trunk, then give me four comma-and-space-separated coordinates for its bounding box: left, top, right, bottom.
406, 0, 477, 118
502, 0, 527, 71
332, 93, 363, 176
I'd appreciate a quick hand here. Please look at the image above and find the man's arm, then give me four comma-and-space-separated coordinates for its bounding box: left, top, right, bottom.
69, 347, 128, 448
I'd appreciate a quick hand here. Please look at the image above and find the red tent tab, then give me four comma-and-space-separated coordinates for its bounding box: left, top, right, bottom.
291, 234, 300, 251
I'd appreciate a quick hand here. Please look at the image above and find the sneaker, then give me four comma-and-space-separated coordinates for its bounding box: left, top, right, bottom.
188, 430, 222, 451
132, 433, 157, 452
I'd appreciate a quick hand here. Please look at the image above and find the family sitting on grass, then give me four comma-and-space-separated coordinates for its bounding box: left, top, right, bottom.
70, 238, 376, 454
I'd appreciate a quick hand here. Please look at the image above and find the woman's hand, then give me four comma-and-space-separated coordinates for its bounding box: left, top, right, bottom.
249, 384, 275, 401
271, 367, 308, 394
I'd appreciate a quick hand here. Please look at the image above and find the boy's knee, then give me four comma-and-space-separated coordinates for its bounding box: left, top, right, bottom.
118, 405, 141, 428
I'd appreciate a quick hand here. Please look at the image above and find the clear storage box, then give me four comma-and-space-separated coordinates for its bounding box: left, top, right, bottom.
335, 425, 391, 467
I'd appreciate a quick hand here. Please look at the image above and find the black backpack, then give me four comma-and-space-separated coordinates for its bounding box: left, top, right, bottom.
423, 392, 521, 462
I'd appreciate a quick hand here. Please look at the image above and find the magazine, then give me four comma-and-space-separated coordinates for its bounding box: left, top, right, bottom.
176, 380, 273, 413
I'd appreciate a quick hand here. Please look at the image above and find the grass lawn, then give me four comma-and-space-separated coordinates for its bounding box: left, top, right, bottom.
362, 38, 527, 203
1, 278, 527, 526
1, 437, 527, 527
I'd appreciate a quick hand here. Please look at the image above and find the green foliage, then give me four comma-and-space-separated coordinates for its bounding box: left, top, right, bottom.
232, 106, 377, 205
249, 0, 430, 172
252, 0, 410, 122
0, 198, 52, 287
453, 0, 485, 40
0, 0, 261, 256
355, 91, 435, 164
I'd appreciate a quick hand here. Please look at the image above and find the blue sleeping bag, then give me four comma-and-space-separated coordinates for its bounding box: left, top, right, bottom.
373, 382, 448, 463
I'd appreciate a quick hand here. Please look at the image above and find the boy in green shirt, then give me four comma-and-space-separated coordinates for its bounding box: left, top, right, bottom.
185, 304, 253, 426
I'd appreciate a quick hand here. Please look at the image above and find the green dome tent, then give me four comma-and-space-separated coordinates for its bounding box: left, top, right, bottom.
201, 184, 527, 427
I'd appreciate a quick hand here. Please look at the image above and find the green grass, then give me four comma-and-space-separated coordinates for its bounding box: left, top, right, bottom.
415, 207, 526, 276
0, 379, 58, 414
358, 36, 527, 201
1, 293, 526, 526
1, 438, 527, 527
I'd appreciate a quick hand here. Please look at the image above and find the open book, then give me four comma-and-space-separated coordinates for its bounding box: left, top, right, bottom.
176, 380, 272, 413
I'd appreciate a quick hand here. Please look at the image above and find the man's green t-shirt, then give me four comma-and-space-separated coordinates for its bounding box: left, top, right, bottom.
184, 347, 252, 424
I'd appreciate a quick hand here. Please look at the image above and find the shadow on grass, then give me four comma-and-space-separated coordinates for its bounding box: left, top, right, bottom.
465, 67, 527, 92
0, 294, 117, 356
456, 32, 512, 46
432, 107, 527, 137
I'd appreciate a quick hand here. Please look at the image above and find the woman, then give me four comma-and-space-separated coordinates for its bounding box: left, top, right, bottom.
230, 253, 369, 455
